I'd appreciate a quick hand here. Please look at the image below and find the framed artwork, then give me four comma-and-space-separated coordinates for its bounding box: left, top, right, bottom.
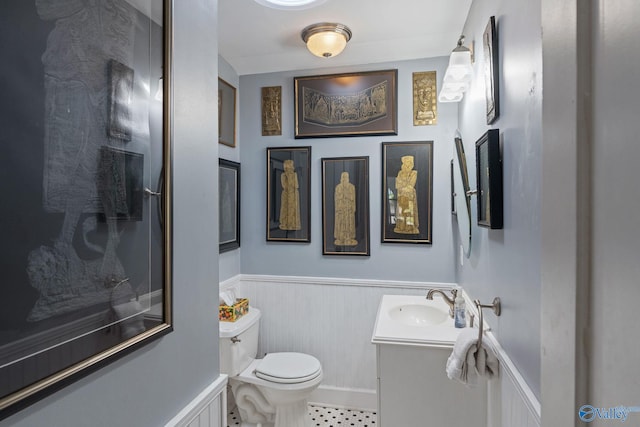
0, 0, 173, 419
321, 157, 370, 256
108, 60, 134, 141
262, 86, 282, 136
219, 159, 241, 252
381, 141, 433, 244
218, 77, 237, 147
450, 159, 456, 215
266, 147, 311, 242
475, 129, 503, 229
412, 71, 437, 126
484, 16, 500, 124
294, 69, 398, 138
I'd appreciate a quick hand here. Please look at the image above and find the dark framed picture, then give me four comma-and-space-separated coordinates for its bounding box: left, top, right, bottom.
219, 159, 241, 252
218, 77, 236, 147
450, 159, 456, 215
0, 0, 173, 419
108, 59, 134, 141
475, 129, 503, 229
381, 141, 433, 244
484, 16, 500, 124
294, 69, 398, 138
266, 146, 311, 242
321, 157, 370, 256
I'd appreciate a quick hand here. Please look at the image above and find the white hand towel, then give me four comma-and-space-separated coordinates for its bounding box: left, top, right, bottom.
446, 328, 499, 386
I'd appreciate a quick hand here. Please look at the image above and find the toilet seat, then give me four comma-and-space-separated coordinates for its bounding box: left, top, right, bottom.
254, 352, 322, 384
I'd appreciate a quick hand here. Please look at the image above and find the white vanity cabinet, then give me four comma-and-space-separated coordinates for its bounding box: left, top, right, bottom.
372, 295, 487, 427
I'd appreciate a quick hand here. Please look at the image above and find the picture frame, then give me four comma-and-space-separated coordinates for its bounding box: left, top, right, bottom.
381, 141, 433, 244
218, 77, 237, 147
262, 86, 282, 136
475, 129, 503, 229
412, 71, 438, 126
108, 59, 134, 141
321, 157, 370, 256
450, 159, 456, 215
484, 16, 500, 124
219, 159, 241, 252
266, 146, 311, 242
1, 0, 173, 419
294, 69, 398, 138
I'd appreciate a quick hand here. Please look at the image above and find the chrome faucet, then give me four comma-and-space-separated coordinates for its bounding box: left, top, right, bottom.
426, 288, 458, 318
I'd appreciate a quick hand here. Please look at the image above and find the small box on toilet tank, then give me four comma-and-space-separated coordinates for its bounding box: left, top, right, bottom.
219, 298, 249, 322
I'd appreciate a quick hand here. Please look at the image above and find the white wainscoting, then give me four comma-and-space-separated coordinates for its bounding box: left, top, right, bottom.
221, 275, 541, 426
165, 375, 227, 427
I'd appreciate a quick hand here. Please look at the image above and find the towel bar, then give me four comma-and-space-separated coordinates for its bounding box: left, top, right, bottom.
473, 297, 501, 349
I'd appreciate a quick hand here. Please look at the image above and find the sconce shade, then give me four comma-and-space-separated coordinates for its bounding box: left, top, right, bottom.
301, 23, 352, 58
438, 35, 473, 103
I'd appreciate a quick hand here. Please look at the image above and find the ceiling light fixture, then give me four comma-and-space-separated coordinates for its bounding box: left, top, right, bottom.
254, 0, 327, 10
301, 23, 352, 58
438, 35, 473, 103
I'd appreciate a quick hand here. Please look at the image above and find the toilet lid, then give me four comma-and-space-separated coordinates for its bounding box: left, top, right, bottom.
254, 352, 322, 384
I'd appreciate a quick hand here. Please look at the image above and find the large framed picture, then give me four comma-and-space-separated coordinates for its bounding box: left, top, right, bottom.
218, 77, 237, 147
1, 0, 173, 419
381, 141, 433, 244
266, 147, 311, 242
484, 16, 500, 124
294, 70, 398, 138
219, 159, 241, 252
475, 129, 503, 229
321, 157, 370, 256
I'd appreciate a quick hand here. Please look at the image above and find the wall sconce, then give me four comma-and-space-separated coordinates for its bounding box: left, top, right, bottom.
438, 35, 473, 103
301, 22, 352, 58
154, 77, 163, 101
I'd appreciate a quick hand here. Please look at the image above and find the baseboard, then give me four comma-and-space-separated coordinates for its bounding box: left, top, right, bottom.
165, 375, 228, 427
309, 386, 377, 412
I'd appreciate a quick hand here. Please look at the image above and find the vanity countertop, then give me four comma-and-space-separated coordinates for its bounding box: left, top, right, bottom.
371, 294, 468, 348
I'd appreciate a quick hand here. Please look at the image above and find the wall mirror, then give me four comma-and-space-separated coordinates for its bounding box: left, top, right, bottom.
0, 0, 173, 419
453, 135, 472, 258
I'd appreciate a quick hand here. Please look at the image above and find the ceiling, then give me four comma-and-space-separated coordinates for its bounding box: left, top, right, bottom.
218, 0, 473, 76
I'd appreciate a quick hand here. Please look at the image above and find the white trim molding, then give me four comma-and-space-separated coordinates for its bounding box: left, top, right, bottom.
164, 375, 228, 427
237, 273, 456, 290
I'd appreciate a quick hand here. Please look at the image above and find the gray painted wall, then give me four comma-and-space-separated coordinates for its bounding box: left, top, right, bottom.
456, 0, 542, 398
2, 1, 221, 425
239, 58, 458, 283
219, 56, 242, 283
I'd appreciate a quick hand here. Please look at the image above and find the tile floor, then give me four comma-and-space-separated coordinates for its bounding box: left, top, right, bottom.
227, 404, 377, 426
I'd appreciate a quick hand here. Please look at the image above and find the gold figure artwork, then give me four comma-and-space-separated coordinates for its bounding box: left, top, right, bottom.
412, 71, 437, 126
278, 159, 301, 230
262, 86, 282, 136
302, 81, 388, 127
334, 171, 358, 246
394, 155, 419, 234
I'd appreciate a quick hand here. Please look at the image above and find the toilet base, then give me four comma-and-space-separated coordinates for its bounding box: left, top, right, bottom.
230, 379, 315, 427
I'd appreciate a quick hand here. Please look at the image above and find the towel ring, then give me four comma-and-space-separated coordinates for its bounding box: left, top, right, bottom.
473, 297, 501, 349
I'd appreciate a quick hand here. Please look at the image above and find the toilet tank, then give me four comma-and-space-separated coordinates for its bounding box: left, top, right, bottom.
219, 307, 261, 376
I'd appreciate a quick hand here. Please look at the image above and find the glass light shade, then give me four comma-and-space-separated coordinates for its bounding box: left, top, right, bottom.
306, 32, 347, 58
441, 79, 469, 93
254, 0, 326, 10
444, 50, 473, 84
301, 23, 352, 58
154, 77, 163, 101
438, 88, 463, 103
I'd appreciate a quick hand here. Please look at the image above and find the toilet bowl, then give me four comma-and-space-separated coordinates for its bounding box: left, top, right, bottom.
220, 307, 323, 427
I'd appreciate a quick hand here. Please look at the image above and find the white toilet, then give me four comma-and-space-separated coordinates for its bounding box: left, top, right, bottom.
219, 307, 323, 427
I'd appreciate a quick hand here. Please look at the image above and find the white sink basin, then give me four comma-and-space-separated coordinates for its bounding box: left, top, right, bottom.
372, 294, 464, 347
388, 304, 449, 326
